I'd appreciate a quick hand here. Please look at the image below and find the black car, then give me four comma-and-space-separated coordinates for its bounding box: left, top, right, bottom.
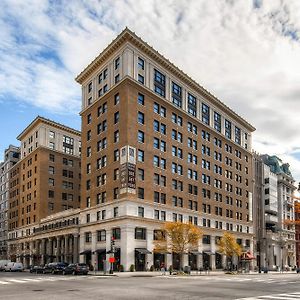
63, 263, 89, 275
43, 262, 68, 274
30, 265, 44, 274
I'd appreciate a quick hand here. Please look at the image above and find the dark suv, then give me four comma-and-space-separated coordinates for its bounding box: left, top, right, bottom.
63, 263, 89, 275
43, 262, 68, 274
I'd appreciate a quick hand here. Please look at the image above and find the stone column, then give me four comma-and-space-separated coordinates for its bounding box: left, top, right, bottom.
64, 235, 69, 263
79, 234, 85, 263
183, 253, 189, 268
120, 226, 135, 271
166, 253, 172, 270
146, 229, 154, 269
41, 239, 46, 265
57, 237, 62, 262
211, 239, 216, 270
222, 255, 227, 269
73, 234, 79, 263
29, 241, 34, 266
48, 238, 54, 263
92, 232, 97, 271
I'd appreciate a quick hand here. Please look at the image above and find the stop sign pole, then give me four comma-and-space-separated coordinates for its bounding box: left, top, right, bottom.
109, 237, 115, 274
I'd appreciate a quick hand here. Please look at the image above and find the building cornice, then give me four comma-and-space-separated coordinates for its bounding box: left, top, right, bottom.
17, 116, 81, 141
75, 27, 255, 132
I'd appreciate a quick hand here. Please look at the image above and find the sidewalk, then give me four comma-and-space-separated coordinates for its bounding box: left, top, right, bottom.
89, 270, 299, 277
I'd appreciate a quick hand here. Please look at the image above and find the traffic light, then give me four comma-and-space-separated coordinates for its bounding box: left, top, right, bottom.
111, 237, 115, 252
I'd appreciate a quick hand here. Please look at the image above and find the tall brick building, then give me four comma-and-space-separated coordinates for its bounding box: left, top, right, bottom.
74, 28, 256, 271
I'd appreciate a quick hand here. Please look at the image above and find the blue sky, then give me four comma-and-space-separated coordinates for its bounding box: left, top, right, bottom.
1, 0, 300, 181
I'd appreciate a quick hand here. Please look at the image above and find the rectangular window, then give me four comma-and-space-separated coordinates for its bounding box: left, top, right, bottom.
97, 230, 106, 242
138, 149, 144, 162
172, 82, 182, 108
85, 232, 92, 243
135, 227, 146, 240
138, 168, 144, 180
114, 93, 120, 105
202, 103, 210, 125
138, 111, 144, 124
115, 57, 120, 69
138, 187, 144, 199
235, 126, 241, 144
138, 131, 144, 143
187, 93, 197, 117
114, 112, 119, 124
138, 74, 144, 84
138, 93, 144, 105
214, 112, 221, 132
112, 227, 121, 239
138, 206, 144, 217
138, 57, 145, 70
154, 69, 165, 97
225, 119, 232, 139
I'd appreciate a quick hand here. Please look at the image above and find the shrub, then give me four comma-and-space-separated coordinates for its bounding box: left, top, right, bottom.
150, 265, 154, 272
129, 264, 135, 272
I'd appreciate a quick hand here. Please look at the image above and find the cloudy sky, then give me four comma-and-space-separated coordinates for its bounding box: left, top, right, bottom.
1, 0, 300, 181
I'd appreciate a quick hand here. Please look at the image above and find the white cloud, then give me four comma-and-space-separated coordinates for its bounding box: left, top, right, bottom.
1, 0, 300, 180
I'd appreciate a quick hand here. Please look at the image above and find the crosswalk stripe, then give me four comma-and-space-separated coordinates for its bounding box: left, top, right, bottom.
6, 279, 27, 283
237, 292, 300, 300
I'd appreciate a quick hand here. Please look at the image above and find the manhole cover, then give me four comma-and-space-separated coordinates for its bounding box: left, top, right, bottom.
67, 289, 80, 292
32, 290, 44, 292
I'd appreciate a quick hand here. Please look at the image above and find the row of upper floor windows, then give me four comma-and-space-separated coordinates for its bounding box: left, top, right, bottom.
85, 57, 250, 149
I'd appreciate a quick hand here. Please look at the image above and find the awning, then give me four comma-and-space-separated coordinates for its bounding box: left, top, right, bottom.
80, 250, 92, 255
189, 251, 202, 255
135, 248, 152, 254
203, 251, 214, 255
241, 252, 255, 260
94, 249, 106, 254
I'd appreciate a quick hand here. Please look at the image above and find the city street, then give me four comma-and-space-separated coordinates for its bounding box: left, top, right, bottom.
1, 272, 300, 299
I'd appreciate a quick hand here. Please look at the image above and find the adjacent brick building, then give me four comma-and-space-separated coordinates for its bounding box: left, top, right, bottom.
7, 117, 81, 265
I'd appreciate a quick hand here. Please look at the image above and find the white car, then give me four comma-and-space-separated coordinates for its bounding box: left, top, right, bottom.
5, 262, 24, 272
0, 260, 11, 271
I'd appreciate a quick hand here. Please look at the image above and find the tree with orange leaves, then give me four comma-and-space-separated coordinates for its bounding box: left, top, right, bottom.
153, 222, 202, 270
217, 232, 242, 270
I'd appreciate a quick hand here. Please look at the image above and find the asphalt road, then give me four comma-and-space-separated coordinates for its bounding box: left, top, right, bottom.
1, 272, 300, 300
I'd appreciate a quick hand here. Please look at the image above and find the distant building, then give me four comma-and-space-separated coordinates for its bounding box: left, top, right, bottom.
254, 154, 296, 271
0, 145, 20, 259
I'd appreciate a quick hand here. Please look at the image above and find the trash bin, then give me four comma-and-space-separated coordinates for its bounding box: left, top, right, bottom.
184, 266, 191, 275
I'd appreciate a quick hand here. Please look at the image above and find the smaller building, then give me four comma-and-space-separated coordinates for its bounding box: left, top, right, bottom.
254, 154, 296, 271
0, 145, 20, 259
7, 116, 81, 263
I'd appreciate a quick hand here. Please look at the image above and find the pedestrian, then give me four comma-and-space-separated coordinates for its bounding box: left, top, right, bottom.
161, 262, 166, 275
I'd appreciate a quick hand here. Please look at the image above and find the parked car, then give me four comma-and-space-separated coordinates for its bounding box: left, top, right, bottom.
43, 262, 68, 274
30, 265, 44, 274
43, 263, 54, 274
5, 262, 23, 272
0, 260, 11, 271
63, 263, 89, 275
